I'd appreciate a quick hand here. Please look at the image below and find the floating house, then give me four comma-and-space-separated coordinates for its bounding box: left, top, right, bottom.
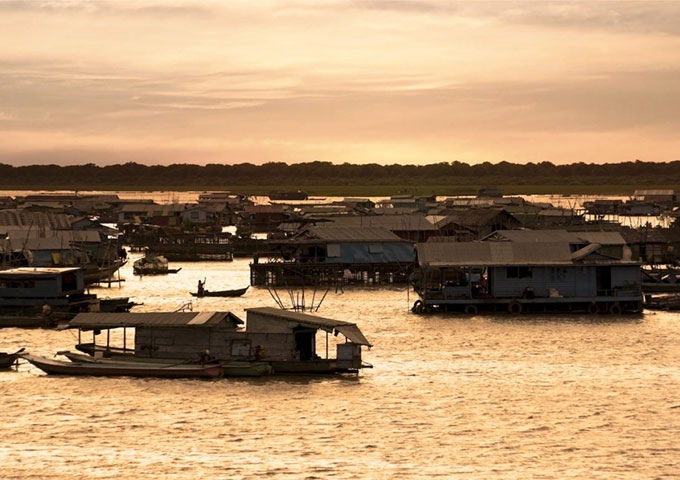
0, 267, 96, 326
251, 225, 415, 286
412, 238, 643, 314
70, 307, 372, 374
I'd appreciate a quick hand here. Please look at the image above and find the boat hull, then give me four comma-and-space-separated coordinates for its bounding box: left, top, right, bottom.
190, 287, 248, 298
63, 351, 272, 377
21, 354, 224, 378
0, 352, 20, 369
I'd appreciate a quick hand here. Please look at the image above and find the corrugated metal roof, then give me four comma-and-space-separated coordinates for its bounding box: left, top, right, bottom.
70, 311, 243, 329
417, 241, 637, 266
487, 230, 577, 243
486, 230, 627, 245
305, 226, 403, 242
417, 241, 575, 266
246, 307, 371, 346
432, 208, 516, 228
576, 231, 626, 245
0, 211, 72, 229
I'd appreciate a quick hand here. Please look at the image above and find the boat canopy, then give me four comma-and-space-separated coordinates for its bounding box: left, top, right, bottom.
246, 307, 372, 346
70, 311, 243, 330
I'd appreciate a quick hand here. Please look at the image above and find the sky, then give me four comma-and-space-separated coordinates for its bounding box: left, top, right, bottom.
1, 0, 679, 166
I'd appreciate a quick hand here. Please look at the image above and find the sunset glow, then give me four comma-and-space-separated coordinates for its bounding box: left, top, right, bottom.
1, 0, 679, 165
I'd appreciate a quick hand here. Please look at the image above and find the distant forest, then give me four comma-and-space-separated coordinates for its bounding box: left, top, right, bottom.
1, 161, 679, 194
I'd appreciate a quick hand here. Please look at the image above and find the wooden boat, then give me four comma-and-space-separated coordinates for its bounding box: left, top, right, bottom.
20, 353, 224, 378
644, 293, 680, 311
190, 286, 248, 298
0, 348, 23, 369
61, 351, 272, 377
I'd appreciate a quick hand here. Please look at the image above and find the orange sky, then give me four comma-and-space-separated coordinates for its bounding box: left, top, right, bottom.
1, 1, 679, 165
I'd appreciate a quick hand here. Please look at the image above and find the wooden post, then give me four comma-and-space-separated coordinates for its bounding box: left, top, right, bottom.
326, 332, 329, 359
123, 327, 127, 352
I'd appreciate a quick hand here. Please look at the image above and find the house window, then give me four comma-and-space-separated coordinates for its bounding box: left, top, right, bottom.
507, 267, 532, 278
369, 244, 384, 253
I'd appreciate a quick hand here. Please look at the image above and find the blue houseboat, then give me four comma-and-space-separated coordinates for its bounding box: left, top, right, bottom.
412, 239, 643, 314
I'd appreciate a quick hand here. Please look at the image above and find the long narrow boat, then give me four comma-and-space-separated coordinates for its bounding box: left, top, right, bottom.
21, 353, 224, 378
61, 351, 272, 377
0, 348, 23, 369
190, 286, 249, 298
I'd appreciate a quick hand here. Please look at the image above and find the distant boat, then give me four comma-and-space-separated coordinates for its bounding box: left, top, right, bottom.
133, 255, 182, 275
20, 353, 224, 378
190, 286, 248, 298
0, 348, 23, 369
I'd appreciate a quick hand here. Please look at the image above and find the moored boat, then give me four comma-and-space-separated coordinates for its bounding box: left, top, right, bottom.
0, 348, 24, 369
20, 353, 224, 378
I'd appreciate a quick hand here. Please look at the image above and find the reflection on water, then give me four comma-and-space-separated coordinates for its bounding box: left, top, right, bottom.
2, 257, 679, 479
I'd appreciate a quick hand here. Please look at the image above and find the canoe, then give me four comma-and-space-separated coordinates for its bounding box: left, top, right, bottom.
190, 286, 248, 298
0, 348, 24, 369
21, 353, 224, 378
61, 351, 272, 377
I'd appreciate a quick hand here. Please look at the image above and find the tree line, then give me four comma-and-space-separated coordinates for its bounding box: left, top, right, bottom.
0, 160, 679, 189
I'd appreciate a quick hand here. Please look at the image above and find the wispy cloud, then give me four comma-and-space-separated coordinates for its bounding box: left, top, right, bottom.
1, 0, 679, 165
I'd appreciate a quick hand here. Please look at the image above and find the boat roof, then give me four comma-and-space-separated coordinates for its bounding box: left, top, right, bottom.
70, 311, 243, 329
416, 241, 639, 267
0, 267, 82, 277
246, 307, 371, 346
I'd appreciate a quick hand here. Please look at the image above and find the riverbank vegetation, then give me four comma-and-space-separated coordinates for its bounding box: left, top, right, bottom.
1, 160, 678, 195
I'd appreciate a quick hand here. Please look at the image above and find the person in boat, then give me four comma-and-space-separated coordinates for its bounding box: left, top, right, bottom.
197, 279, 206, 296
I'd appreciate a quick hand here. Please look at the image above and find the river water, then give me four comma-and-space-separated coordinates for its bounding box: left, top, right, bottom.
1, 256, 679, 479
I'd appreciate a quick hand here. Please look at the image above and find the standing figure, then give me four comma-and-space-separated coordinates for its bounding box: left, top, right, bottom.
197, 279, 206, 296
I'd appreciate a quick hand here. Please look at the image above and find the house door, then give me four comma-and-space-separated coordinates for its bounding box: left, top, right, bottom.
596, 267, 611, 294
294, 330, 315, 360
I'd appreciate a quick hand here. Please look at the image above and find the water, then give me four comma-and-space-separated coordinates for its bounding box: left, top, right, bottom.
1, 257, 679, 478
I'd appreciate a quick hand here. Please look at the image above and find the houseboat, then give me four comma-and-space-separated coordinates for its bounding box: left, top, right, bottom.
250, 226, 415, 286
411, 239, 643, 314
0, 267, 97, 327
68, 307, 372, 374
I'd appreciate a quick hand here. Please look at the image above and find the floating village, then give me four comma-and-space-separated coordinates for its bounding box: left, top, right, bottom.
2, 188, 680, 378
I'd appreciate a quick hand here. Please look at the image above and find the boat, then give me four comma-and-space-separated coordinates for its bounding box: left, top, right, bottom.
190, 286, 248, 298
20, 353, 224, 378
69, 308, 373, 375
0, 348, 23, 369
644, 293, 680, 311
60, 351, 272, 377
133, 255, 182, 275
0, 267, 99, 327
